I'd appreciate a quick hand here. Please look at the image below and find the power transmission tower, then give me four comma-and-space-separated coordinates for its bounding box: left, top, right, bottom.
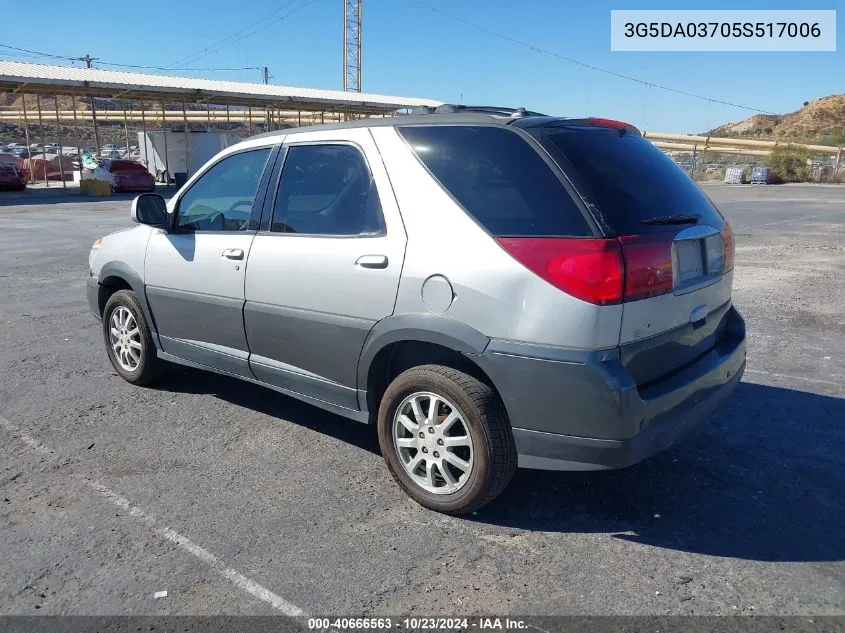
343, 0, 362, 92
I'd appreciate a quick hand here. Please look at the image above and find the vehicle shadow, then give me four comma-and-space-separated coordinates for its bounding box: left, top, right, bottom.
482, 382, 845, 563
158, 365, 382, 456
155, 368, 844, 563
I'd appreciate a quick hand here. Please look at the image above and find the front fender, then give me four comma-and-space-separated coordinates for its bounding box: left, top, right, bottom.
97, 260, 158, 340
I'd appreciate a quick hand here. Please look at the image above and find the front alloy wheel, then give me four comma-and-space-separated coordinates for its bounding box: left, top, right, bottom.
102, 289, 164, 385
108, 306, 142, 372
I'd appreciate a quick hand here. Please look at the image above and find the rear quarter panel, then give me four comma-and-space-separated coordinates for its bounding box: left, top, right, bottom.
370, 126, 622, 350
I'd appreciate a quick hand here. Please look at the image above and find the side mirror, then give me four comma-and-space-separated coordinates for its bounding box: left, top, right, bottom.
131, 193, 167, 227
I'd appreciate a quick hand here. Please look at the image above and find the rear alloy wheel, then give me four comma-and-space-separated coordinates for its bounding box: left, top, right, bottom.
393, 391, 474, 494
102, 289, 164, 385
378, 365, 517, 514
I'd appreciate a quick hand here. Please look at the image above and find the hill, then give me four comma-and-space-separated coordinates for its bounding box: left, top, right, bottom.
706, 95, 845, 146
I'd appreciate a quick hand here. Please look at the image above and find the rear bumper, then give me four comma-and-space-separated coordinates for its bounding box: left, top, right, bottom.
476, 306, 746, 471
511, 359, 743, 470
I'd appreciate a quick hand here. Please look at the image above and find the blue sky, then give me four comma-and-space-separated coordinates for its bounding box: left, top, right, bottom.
2, 0, 842, 133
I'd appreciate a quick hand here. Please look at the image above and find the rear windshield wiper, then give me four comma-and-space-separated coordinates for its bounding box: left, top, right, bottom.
640, 214, 699, 226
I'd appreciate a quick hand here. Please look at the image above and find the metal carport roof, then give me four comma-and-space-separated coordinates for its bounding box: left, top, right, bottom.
0, 60, 442, 113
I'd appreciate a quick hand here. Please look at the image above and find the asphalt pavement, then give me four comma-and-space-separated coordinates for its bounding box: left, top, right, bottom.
0, 184, 843, 616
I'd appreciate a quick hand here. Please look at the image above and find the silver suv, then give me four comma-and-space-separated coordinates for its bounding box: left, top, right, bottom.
86, 106, 746, 514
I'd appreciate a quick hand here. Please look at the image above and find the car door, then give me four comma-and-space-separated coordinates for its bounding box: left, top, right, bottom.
145, 144, 278, 378
244, 129, 407, 410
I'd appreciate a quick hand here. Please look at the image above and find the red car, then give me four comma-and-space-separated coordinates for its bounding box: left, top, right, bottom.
109, 160, 155, 193
0, 162, 26, 191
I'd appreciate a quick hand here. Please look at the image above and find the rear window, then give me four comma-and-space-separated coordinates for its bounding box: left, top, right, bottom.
535, 127, 724, 235
398, 125, 590, 237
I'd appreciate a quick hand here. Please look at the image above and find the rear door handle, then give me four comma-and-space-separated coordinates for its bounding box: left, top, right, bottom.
222, 248, 244, 260
355, 254, 388, 269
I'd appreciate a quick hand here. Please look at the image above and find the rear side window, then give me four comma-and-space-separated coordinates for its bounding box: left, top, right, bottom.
398, 126, 590, 237
536, 127, 724, 235
272, 144, 385, 236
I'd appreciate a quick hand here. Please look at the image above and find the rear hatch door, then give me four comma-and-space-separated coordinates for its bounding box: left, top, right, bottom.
529, 122, 736, 387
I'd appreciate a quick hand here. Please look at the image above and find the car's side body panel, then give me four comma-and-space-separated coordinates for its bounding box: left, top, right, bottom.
243, 128, 408, 404
369, 126, 624, 351
142, 143, 279, 377
145, 232, 256, 355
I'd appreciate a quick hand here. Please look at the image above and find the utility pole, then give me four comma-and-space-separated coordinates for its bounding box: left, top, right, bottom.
343, 0, 362, 92
78, 54, 101, 154
263, 66, 269, 85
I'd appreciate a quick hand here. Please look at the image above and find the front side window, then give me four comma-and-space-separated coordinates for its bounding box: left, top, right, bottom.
271, 144, 384, 236
176, 148, 272, 232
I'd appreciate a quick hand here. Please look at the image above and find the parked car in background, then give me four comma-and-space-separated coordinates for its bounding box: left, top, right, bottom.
0, 162, 26, 191
86, 106, 745, 514
107, 159, 155, 193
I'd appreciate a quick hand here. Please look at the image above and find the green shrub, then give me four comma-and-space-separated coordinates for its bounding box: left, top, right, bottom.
765, 146, 811, 183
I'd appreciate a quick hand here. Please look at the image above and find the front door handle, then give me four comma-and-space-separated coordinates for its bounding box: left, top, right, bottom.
355, 254, 388, 269
222, 248, 244, 260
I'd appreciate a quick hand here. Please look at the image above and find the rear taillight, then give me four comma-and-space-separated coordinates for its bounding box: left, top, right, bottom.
496, 238, 624, 305
721, 223, 735, 272
497, 232, 676, 305
617, 233, 675, 301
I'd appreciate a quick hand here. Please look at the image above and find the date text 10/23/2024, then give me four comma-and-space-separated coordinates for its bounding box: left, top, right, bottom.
307, 618, 530, 631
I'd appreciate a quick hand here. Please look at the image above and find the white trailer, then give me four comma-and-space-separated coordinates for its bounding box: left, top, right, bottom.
138, 131, 239, 184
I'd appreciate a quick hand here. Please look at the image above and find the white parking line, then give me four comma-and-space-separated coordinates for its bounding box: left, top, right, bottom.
0, 414, 305, 616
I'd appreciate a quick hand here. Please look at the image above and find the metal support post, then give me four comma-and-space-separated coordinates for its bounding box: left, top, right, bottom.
161, 101, 170, 185
36, 94, 48, 187
21, 91, 33, 184
54, 95, 66, 189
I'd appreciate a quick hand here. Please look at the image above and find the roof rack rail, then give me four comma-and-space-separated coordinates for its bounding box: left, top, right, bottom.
410, 104, 547, 118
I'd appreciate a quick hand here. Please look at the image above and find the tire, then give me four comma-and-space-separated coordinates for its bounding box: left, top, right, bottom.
377, 364, 517, 514
102, 289, 163, 385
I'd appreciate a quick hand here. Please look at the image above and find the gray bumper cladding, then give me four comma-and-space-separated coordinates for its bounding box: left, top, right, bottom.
476, 307, 747, 471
